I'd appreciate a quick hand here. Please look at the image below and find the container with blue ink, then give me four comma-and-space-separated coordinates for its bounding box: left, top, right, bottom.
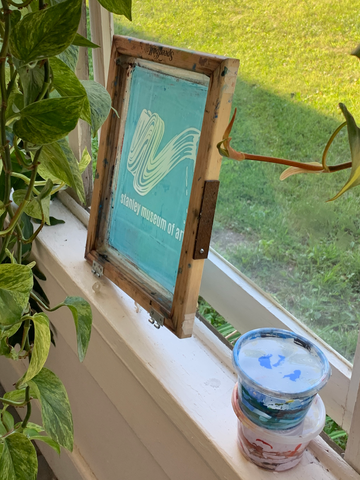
231, 328, 330, 470
232, 328, 331, 431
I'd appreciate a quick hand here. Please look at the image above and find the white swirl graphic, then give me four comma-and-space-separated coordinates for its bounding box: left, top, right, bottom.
127, 109, 200, 196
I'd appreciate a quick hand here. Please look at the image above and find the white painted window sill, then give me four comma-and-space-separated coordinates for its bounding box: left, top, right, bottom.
31, 196, 359, 480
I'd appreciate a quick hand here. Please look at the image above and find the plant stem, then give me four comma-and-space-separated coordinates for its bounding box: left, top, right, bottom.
51, 182, 66, 195
0, 0, 12, 233
11, 172, 42, 195
242, 152, 324, 171
21, 386, 31, 429
13, 138, 32, 169
31, 291, 65, 311
16, 226, 22, 263
22, 217, 45, 244
0, 396, 27, 407
20, 319, 30, 352
37, 68, 50, 102
0, 149, 41, 262
242, 152, 352, 173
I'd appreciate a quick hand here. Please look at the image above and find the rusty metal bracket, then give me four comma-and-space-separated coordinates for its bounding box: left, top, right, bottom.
193, 180, 220, 260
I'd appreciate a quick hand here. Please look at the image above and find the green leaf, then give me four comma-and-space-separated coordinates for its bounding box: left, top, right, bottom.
97, 0, 132, 20
72, 33, 100, 49
37, 179, 54, 202
17, 63, 45, 107
12, 93, 24, 113
38, 139, 86, 203
0, 337, 12, 357
5, 73, 21, 120
31, 264, 46, 282
80, 80, 111, 137
28, 434, 61, 455
29, 368, 73, 451
9, 0, 83, 63
17, 314, 51, 387
79, 147, 91, 173
3, 388, 27, 404
0, 432, 38, 480
32, 216, 65, 226
0, 67, 20, 120
0, 323, 22, 341
13, 96, 84, 145
329, 104, 360, 201
48, 216, 65, 226
20, 213, 34, 256
2, 411, 14, 432
50, 57, 91, 125
63, 297, 92, 362
23, 422, 44, 435
13, 189, 50, 225
0, 420, 7, 437
9, 10, 21, 29
57, 44, 79, 72
0, 264, 33, 326
328, 430, 347, 440
48, 0, 70, 4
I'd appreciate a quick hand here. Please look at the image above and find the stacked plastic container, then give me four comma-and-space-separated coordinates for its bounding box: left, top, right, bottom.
232, 328, 331, 471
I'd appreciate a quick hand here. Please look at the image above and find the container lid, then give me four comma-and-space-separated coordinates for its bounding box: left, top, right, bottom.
233, 328, 331, 398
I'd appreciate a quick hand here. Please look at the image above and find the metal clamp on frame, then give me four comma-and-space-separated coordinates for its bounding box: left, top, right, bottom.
91, 260, 104, 278
149, 309, 165, 329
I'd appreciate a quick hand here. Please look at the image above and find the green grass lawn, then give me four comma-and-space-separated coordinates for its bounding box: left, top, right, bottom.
113, 0, 360, 363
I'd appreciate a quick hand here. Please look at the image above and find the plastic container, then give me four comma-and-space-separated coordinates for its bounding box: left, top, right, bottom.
231, 384, 326, 471
232, 328, 331, 430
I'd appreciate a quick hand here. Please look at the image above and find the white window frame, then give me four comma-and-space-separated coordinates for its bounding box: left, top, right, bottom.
86, 2, 360, 472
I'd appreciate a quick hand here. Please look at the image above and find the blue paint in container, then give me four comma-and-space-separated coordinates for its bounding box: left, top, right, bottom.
232, 328, 331, 430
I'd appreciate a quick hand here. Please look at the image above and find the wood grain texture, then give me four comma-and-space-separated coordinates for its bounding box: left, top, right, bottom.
87, 250, 174, 330
171, 58, 239, 338
113, 35, 226, 76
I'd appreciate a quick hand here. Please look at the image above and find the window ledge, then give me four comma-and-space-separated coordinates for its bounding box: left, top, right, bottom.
30, 197, 360, 480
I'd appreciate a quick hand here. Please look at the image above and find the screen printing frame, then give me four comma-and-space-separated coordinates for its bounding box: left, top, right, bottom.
86, 35, 239, 338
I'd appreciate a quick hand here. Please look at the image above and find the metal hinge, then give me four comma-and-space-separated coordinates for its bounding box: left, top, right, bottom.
149, 309, 164, 329
91, 260, 103, 278
193, 180, 220, 260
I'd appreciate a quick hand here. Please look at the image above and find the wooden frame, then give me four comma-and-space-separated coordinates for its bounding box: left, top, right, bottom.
86, 35, 239, 338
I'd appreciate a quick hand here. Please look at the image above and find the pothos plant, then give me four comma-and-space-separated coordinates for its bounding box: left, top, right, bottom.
218, 46, 360, 202
0, 0, 131, 479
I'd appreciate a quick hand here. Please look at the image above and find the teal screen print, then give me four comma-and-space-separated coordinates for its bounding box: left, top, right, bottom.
108, 65, 208, 294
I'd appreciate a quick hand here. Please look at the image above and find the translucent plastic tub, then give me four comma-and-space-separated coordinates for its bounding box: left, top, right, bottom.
231, 384, 326, 471
232, 328, 331, 430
